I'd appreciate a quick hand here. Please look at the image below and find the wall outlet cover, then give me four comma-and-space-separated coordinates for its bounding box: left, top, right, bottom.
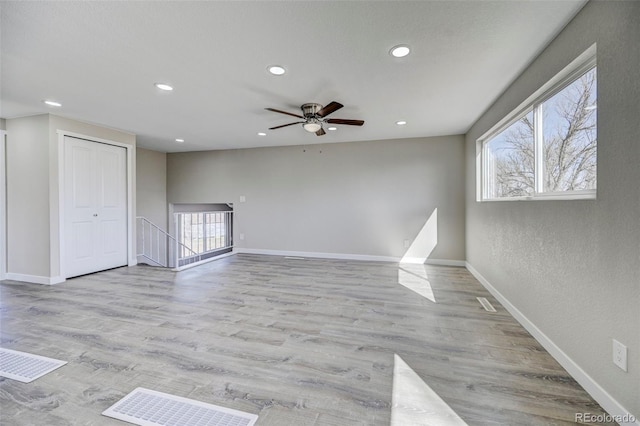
612, 339, 627, 372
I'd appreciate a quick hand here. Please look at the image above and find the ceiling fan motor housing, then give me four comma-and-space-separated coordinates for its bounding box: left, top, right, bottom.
301, 103, 323, 118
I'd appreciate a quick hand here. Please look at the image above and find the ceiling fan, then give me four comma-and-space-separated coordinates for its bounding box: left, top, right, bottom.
265, 101, 364, 136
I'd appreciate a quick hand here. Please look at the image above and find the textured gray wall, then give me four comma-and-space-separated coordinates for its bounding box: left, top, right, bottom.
465, 1, 639, 416
168, 136, 466, 261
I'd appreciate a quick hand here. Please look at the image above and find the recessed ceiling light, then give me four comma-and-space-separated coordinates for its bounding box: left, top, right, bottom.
267, 65, 286, 76
327, 127, 337, 131
257, 132, 267, 136
396, 120, 407, 126
43, 100, 62, 107
155, 83, 174, 91
390, 45, 411, 58
175, 138, 184, 143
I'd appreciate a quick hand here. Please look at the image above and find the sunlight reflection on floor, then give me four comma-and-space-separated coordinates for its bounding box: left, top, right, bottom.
392, 354, 468, 426
397, 264, 436, 303
401, 208, 437, 264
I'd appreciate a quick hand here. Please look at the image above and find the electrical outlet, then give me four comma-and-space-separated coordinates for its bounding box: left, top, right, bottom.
612, 339, 627, 372
403, 239, 411, 248
239, 195, 246, 203
239, 233, 245, 241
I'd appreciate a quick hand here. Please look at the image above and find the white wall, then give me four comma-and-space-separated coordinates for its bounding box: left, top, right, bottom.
0, 129, 7, 280
6, 115, 50, 277
1, 120, 6, 279
465, 1, 639, 419
168, 136, 465, 262
136, 147, 167, 231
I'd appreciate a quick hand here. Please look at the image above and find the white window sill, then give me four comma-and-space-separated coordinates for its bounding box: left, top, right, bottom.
480, 191, 596, 202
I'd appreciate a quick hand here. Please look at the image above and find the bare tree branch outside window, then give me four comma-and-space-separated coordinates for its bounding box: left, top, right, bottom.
485, 67, 596, 198
541, 68, 597, 192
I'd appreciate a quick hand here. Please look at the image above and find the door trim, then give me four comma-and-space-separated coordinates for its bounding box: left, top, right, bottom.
55, 130, 136, 282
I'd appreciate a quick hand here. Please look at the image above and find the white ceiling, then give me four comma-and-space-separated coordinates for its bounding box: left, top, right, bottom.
1, 1, 586, 153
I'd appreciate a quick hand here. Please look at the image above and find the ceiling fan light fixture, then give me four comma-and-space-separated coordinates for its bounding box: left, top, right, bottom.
267, 65, 286, 76
303, 122, 322, 133
390, 45, 411, 58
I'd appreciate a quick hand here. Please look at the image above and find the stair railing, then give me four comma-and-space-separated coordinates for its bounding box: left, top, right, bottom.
136, 217, 200, 268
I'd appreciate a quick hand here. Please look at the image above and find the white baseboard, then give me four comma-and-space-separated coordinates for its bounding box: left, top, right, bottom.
403, 257, 466, 267
49, 276, 65, 285
4, 272, 64, 285
465, 262, 639, 426
236, 248, 399, 263
235, 248, 465, 267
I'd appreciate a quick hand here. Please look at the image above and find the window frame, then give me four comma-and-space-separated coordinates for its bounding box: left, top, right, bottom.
477, 45, 597, 202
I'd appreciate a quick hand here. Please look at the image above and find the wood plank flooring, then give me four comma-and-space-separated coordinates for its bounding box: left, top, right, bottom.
0, 254, 612, 425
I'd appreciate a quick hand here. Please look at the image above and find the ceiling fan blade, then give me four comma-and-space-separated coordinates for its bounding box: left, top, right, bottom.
269, 121, 304, 130
315, 127, 326, 136
265, 108, 304, 119
325, 118, 365, 126
316, 101, 343, 117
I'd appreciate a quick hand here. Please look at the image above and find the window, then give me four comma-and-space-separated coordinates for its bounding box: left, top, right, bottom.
484, 110, 535, 198
480, 49, 597, 201
176, 211, 233, 262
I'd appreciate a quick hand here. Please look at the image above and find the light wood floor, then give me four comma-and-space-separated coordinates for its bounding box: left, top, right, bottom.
0, 254, 612, 425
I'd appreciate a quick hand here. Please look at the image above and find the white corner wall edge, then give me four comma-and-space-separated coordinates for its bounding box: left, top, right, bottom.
4, 273, 65, 285
465, 261, 640, 426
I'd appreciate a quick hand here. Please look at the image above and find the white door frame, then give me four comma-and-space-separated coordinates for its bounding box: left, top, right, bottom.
55, 130, 136, 282
0, 130, 6, 281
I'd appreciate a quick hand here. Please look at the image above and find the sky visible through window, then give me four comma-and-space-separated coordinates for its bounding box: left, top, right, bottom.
484, 67, 596, 199
485, 111, 534, 198
541, 68, 597, 192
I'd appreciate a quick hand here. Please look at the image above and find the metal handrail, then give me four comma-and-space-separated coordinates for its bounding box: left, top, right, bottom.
136, 217, 200, 267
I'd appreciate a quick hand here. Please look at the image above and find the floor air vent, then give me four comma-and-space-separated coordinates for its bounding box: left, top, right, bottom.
0, 348, 67, 383
476, 297, 497, 313
103, 387, 258, 426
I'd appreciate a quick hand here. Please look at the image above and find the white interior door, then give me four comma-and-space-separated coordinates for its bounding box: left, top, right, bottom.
64, 136, 127, 278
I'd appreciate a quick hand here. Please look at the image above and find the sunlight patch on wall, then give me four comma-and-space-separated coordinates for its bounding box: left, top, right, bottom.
398, 265, 436, 303
392, 354, 468, 426
401, 208, 438, 264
